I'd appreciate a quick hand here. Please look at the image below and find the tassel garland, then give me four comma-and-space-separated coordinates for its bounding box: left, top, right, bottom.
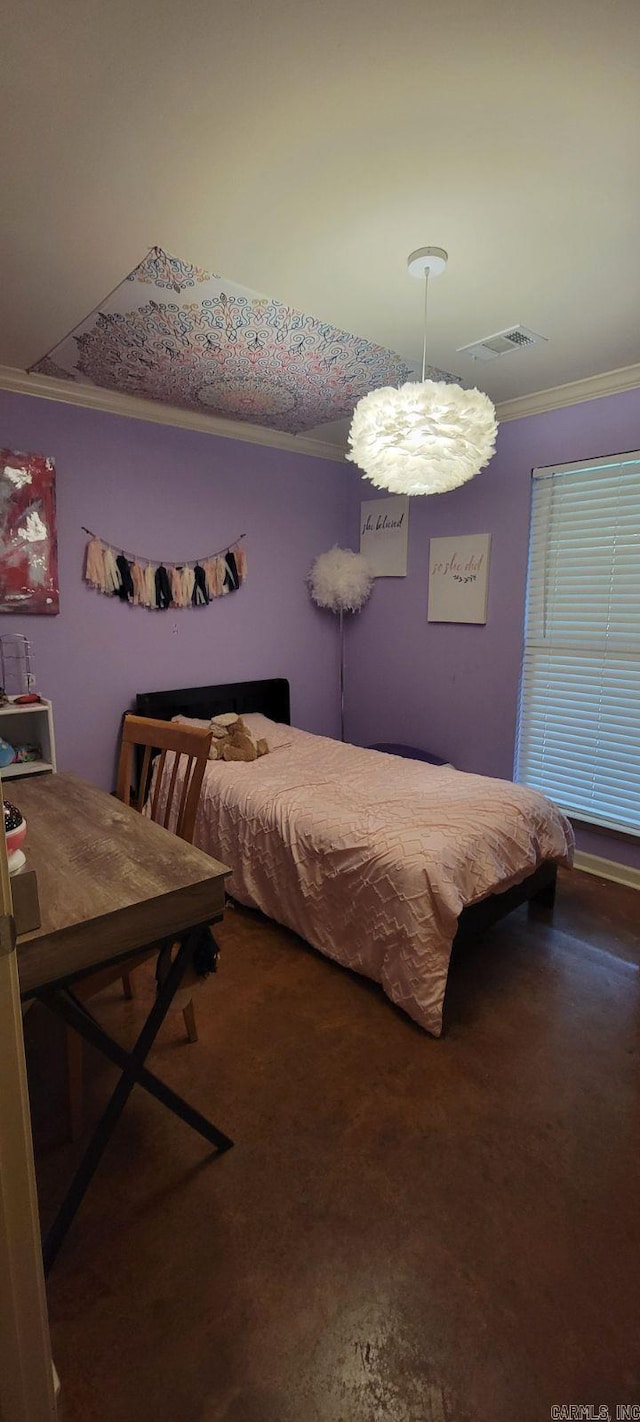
85, 537, 106, 590
144, 562, 156, 607
192, 564, 209, 605
131, 561, 146, 605
169, 565, 183, 608
155, 565, 172, 609
82, 529, 247, 611
181, 564, 195, 606
102, 546, 122, 595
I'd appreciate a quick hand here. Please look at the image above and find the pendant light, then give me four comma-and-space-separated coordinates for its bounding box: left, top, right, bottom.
347, 248, 498, 495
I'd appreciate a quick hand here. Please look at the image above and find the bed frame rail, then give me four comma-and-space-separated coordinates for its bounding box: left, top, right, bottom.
453, 860, 557, 950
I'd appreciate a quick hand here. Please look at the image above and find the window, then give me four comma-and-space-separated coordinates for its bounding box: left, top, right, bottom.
516, 451, 640, 836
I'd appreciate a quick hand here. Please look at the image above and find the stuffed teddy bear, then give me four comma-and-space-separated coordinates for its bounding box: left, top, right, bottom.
208, 713, 268, 762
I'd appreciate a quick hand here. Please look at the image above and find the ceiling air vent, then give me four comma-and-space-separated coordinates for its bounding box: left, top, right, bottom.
457, 325, 547, 362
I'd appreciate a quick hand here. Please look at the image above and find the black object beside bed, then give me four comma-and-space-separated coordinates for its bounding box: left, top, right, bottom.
135, 676, 557, 982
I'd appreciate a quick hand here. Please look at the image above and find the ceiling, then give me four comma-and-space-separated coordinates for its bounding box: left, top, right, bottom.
2, 0, 639, 452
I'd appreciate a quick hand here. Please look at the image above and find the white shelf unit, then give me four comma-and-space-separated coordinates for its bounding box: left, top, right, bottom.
0, 699, 56, 780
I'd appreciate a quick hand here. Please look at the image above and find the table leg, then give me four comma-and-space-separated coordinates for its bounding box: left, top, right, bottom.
40, 929, 233, 1275
51, 987, 233, 1152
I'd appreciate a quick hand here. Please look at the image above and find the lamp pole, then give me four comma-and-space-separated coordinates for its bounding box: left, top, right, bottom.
339, 608, 345, 742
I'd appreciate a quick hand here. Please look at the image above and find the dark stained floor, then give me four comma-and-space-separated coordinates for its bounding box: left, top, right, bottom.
24, 868, 639, 1422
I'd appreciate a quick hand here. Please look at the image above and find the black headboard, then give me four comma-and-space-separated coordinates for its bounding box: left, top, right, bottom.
135, 677, 290, 726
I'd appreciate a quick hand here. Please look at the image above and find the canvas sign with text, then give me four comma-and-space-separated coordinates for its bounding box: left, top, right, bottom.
428, 533, 491, 623
359, 495, 409, 577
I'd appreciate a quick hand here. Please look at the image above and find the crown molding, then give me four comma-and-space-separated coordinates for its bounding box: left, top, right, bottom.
3, 359, 640, 458
495, 361, 640, 423
0, 365, 347, 463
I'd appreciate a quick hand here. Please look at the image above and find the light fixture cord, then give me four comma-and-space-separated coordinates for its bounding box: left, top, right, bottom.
421, 268, 429, 382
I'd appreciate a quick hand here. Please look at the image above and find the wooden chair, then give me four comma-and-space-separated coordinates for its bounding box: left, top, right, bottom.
65, 714, 213, 1140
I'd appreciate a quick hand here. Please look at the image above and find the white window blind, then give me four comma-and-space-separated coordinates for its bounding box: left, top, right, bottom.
516, 451, 640, 836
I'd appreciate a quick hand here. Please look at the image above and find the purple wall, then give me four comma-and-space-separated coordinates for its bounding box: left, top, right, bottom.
346, 385, 640, 868
0, 391, 346, 789
2, 382, 638, 868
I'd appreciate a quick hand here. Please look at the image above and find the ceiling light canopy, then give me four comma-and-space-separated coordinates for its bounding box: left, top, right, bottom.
347, 248, 498, 496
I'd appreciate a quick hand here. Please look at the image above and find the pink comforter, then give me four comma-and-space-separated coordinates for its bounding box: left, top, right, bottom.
186, 729, 574, 1036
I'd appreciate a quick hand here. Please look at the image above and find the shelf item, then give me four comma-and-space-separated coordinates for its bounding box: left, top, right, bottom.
0, 698, 56, 780
0, 632, 37, 696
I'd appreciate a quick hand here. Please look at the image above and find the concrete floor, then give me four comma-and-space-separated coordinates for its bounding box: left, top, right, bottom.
25, 868, 639, 1422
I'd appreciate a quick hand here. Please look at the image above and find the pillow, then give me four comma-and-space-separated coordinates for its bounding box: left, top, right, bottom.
171, 715, 211, 729
241, 713, 294, 750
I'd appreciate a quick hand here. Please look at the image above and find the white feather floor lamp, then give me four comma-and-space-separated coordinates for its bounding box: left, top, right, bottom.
307, 547, 373, 741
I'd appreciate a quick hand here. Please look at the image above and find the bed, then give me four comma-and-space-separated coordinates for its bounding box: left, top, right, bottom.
135, 678, 574, 1036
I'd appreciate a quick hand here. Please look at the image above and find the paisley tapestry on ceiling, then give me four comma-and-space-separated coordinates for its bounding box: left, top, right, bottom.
29, 247, 459, 435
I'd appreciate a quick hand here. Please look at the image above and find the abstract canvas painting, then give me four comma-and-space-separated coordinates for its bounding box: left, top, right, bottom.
30, 247, 459, 435
0, 450, 60, 614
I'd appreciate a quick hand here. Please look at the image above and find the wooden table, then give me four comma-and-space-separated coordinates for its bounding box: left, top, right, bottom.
12, 772, 232, 1273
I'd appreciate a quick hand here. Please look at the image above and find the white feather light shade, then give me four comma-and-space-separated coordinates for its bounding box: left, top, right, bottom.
307, 547, 372, 614
307, 547, 372, 742
347, 379, 498, 495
